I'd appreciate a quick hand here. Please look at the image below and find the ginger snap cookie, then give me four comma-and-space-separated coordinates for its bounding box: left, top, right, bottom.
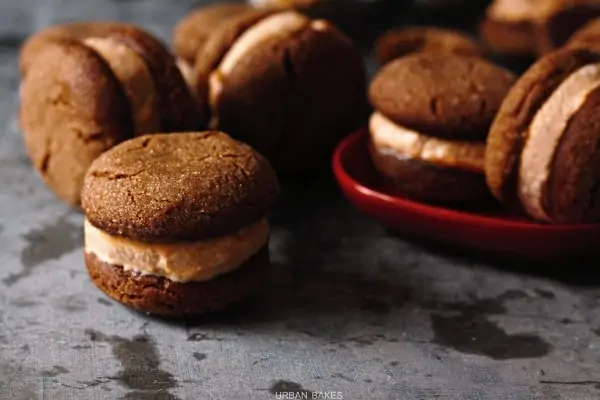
19, 24, 198, 206
190, 10, 368, 175
480, 0, 600, 57
369, 52, 516, 204
81, 131, 279, 316
485, 48, 600, 223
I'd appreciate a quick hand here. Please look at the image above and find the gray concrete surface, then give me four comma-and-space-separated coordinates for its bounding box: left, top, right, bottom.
1, 0, 600, 399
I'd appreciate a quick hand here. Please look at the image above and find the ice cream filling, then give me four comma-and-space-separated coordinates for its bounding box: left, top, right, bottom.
518, 62, 600, 222
369, 112, 485, 173
208, 12, 329, 128
84, 218, 269, 283
84, 37, 161, 136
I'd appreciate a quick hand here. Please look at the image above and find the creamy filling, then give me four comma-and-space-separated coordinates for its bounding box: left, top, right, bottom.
84, 37, 161, 136
518, 63, 600, 222
369, 112, 485, 173
84, 218, 269, 283
208, 12, 329, 128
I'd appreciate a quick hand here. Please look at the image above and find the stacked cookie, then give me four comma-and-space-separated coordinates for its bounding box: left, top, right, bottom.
368, 53, 516, 204
19, 23, 198, 206
174, 7, 368, 174
486, 48, 600, 224
82, 132, 279, 316
16, 5, 368, 315
367, 37, 600, 225
16, 1, 600, 316
480, 0, 600, 57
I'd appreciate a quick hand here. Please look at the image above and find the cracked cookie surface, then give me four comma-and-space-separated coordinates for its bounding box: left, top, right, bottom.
82, 132, 279, 242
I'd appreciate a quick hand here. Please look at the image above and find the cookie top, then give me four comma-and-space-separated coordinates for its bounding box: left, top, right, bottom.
19, 21, 128, 76
20, 38, 132, 206
82, 132, 279, 243
369, 52, 516, 140
485, 48, 600, 207
374, 26, 484, 65
172, 2, 252, 64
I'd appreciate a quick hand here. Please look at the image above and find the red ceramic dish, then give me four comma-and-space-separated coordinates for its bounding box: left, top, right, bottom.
332, 128, 600, 262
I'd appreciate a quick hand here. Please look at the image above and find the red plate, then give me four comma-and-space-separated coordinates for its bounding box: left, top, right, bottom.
332, 128, 600, 262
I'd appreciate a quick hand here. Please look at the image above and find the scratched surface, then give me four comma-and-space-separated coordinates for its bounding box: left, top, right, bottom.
2, 0, 600, 399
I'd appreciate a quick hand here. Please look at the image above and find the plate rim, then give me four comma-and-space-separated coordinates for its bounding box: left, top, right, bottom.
332, 128, 600, 233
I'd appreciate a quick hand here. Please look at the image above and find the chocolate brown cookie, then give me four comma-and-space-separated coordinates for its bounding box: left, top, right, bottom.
81, 132, 279, 316
367, 53, 515, 204
172, 2, 252, 65
374, 26, 484, 65
369, 52, 516, 140
19, 24, 198, 206
19, 21, 128, 76
19, 39, 132, 206
480, 0, 600, 57
485, 48, 600, 223
190, 10, 368, 175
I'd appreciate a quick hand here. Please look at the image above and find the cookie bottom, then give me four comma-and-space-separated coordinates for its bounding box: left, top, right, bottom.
85, 246, 270, 316
369, 141, 489, 204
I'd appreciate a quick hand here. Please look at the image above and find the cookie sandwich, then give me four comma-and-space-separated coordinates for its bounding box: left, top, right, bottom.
81, 132, 279, 316
480, 0, 600, 57
368, 52, 516, 203
19, 24, 198, 206
486, 48, 600, 224
190, 10, 367, 175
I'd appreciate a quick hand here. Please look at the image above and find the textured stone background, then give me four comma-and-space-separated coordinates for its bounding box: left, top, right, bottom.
1, 0, 600, 399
